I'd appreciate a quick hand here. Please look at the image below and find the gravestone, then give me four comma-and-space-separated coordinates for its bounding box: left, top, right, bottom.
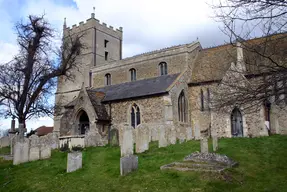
213, 137, 218, 152
186, 127, 193, 141
40, 145, 51, 159
159, 125, 168, 148
120, 155, 138, 176
178, 132, 186, 144
85, 129, 104, 147
121, 124, 134, 157
120, 123, 138, 176
150, 125, 159, 141
194, 122, 201, 140
200, 138, 209, 153
67, 152, 82, 173
29, 135, 40, 161
13, 141, 29, 165
135, 124, 149, 153
109, 129, 119, 146
168, 124, 177, 145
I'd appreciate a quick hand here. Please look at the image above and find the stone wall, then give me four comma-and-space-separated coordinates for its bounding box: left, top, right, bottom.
92, 52, 188, 88
188, 85, 212, 137
110, 96, 165, 125
0, 136, 10, 147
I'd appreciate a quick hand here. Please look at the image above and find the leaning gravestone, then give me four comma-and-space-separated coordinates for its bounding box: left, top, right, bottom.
109, 129, 119, 146
29, 135, 40, 161
135, 124, 149, 153
213, 136, 218, 152
200, 138, 209, 153
13, 141, 29, 165
120, 124, 138, 176
67, 152, 82, 173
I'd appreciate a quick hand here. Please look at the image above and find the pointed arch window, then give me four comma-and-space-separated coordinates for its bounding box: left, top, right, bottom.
178, 91, 187, 122
131, 104, 141, 128
130, 68, 137, 81
159, 62, 167, 76
105, 73, 111, 86
200, 89, 204, 111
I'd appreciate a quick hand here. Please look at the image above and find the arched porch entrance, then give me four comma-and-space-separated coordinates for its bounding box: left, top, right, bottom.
231, 107, 243, 137
77, 110, 90, 135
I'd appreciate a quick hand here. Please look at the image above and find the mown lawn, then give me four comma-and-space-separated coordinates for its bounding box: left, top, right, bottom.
1, 135, 287, 192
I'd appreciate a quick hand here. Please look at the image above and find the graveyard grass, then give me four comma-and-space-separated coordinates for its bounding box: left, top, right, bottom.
1, 135, 287, 192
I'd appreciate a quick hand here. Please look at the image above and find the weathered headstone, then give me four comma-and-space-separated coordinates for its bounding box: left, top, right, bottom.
67, 152, 82, 173
200, 138, 209, 153
40, 146, 51, 159
178, 132, 186, 144
213, 137, 218, 152
120, 155, 138, 176
13, 141, 29, 165
150, 125, 159, 142
167, 124, 177, 145
194, 122, 201, 140
186, 127, 193, 141
120, 123, 138, 176
121, 124, 134, 157
29, 135, 40, 161
159, 125, 168, 148
135, 124, 149, 153
109, 129, 119, 146
85, 129, 104, 147
47, 133, 59, 149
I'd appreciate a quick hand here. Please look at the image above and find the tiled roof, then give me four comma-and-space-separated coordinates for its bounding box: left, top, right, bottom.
86, 90, 110, 121
35, 126, 53, 136
90, 73, 180, 102
190, 33, 287, 84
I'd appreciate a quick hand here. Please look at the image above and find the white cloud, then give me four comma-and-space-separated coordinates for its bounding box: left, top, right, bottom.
20, 0, 222, 57
0, 41, 18, 63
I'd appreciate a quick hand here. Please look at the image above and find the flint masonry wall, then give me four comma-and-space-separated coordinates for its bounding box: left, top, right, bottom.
110, 96, 165, 125
188, 84, 213, 136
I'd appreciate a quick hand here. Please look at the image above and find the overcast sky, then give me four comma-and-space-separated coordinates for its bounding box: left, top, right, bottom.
0, 0, 228, 131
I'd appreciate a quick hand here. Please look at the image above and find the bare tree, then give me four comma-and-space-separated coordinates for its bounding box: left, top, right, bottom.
210, 0, 287, 111
0, 15, 84, 140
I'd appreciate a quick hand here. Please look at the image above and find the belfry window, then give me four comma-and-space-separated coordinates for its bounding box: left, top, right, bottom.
178, 91, 187, 122
130, 68, 137, 81
159, 62, 167, 76
131, 104, 141, 128
105, 73, 111, 86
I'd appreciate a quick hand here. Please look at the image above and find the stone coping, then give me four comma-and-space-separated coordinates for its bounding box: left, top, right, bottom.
59, 135, 85, 139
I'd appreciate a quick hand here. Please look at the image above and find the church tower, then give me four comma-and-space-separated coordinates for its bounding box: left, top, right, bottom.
54, 10, 123, 134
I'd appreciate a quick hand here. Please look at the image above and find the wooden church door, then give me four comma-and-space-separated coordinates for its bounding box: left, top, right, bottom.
231, 107, 243, 137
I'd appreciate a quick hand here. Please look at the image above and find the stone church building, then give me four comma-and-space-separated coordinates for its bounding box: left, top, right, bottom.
54, 13, 287, 145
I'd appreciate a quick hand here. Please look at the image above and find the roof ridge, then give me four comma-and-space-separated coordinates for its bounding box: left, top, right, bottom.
123, 41, 197, 60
